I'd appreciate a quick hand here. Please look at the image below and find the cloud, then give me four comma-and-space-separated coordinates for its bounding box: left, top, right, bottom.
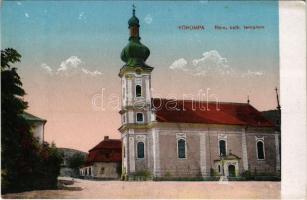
242, 70, 264, 77
169, 51, 266, 79
144, 14, 153, 24
25, 13, 30, 18
78, 12, 87, 22
81, 68, 103, 76
169, 58, 188, 71
41, 56, 102, 77
170, 50, 231, 76
192, 50, 231, 76
41, 63, 53, 75
17, 2, 22, 5
57, 56, 82, 73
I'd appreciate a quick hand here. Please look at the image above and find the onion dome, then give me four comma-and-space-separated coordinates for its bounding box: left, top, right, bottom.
120, 5, 150, 67
128, 8, 139, 28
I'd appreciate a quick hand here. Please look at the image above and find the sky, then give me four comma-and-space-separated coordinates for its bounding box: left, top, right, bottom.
2, 1, 279, 152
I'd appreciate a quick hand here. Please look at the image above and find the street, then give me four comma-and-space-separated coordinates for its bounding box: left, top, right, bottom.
2, 178, 280, 199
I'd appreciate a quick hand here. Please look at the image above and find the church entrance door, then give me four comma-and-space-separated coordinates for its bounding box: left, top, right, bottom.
228, 165, 236, 177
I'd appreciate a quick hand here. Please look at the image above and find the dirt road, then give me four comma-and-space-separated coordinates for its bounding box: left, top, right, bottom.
2, 178, 280, 199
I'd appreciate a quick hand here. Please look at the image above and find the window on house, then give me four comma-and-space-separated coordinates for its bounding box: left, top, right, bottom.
218, 165, 221, 173
136, 85, 142, 97
257, 141, 265, 160
136, 113, 144, 122
137, 142, 145, 158
100, 167, 105, 174
178, 139, 186, 158
219, 140, 226, 156
89, 167, 91, 176
105, 152, 110, 159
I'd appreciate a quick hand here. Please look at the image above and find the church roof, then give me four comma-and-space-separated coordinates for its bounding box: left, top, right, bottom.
85, 137, 121, 165
152, 98, 274, 127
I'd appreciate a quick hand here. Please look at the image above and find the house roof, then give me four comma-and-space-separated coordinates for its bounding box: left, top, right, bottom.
21, 112, 47, 123
85, 138, 122, 165
152, 98, 274, 127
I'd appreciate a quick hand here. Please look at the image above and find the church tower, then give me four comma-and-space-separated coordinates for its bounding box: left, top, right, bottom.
119, 5, 154, 177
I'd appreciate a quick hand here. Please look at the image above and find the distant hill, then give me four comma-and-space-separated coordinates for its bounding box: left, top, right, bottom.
57, 148, 88, 177
261, 109, 281, 130
57, 148, 87, 167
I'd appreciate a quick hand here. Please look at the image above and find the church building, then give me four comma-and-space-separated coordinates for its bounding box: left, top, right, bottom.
118, 7, 281, 178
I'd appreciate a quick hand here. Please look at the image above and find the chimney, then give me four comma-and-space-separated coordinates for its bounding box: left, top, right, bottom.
104, 136, 109, 140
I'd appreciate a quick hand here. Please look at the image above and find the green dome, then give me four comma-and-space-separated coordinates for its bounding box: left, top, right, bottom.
128, 15, 139, 28
121, 38, 150, 67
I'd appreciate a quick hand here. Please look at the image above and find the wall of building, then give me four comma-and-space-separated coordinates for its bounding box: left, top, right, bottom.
246, 132, 278, 174
159, 130, 201, 177
81, 162, 120, 179
142, 124, 278, 178
31, 122, 44, 143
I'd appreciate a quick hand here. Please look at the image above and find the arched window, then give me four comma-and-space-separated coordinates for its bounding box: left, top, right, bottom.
178, 139, 186, 158
219, 140, 226, 156
137, 142, 145, 158
136, 113, 144, 122
136, 85, 142, 97
257, 141, 265, 159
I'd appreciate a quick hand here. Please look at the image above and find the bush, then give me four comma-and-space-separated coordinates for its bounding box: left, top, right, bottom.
164, 171, 172, 177
67, 153, 85, 177
154, 176, 219, 181
130, 170, 152, 181
254, 176, 280, 181
241, 170, 254, 180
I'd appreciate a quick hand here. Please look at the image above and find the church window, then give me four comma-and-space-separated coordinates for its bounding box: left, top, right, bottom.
178, 139, 186, 159
136, 85, 142, 97
136, 113, 144, 123
219, 140, 226, 156
123, 145, 126, 158
137, 142, 145, 158
257, 141, 265, 160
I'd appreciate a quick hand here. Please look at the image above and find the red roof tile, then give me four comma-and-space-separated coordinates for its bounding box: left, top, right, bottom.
152, 98, 274, 127
85, 138, 121, 164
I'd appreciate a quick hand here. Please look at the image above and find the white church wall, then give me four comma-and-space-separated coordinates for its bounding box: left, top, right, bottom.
128, 129, 136, 173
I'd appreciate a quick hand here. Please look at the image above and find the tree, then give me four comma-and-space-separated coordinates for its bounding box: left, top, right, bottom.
1, 48, 63, 193
1, 48, 34, 192
67, 153, 86, 176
